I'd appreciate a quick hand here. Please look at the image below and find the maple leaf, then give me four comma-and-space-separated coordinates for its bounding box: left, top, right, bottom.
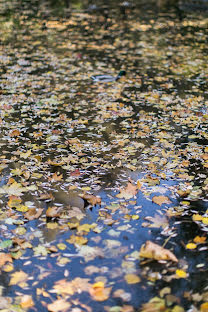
116, 182, 138, 200
0, 181, 27, 196
152, 195, 171, 206
9, 270, 28, 287
78, 245, 104, 261
139, 241, 178, 262
48, 172, 63, 182
46, 206, 61, 218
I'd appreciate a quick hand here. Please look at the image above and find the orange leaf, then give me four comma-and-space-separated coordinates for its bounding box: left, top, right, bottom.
9, 129, 21, 137
139, 240, 178, 262
24, 208, 43, 220
116, 182, 138, 200
89, 282, 112, 301
0, 253, 12, 267
81, 193, 101, 206
193, 236, 206, 244
152, 195, 171, 206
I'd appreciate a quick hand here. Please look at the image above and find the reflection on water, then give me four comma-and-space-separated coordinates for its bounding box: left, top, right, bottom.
0, 0, 207, 311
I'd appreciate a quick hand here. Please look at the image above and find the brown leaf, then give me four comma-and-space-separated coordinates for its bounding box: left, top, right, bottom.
139, 241, 178, 262
152, 195, 171, 206
48, 172, 63, 182
9, 129, 21, 137
81, 193, 101, 206
46, 206, 61, 218
116, 182, 138, 200
24, 208, 43, 220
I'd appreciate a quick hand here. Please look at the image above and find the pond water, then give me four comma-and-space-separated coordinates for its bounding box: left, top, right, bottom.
0, 1, 207, 311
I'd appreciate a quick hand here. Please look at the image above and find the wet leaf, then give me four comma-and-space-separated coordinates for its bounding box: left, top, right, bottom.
176, 269, 187, 278
0, 253, 12, 267
90, 282, 112, 301
139, 241, 178, 262
20, 295, 34, 309
116, 182, 138, 200
81, 193, 101, 206
152, 195, 171, 206
9, 270, 28, 287
48, 299, 71, 312
124, 274, 141, 284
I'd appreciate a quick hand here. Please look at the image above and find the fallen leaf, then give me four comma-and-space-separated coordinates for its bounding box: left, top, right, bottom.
81, 193, 101, 205
116, 182, 138, 200
9, 270, 28, 287
124, 273, 141, 284
143, 214, 169, 229
152, 195, 171, 206
200, 302, 208, 312
48, 298, 71, 312
141, 296, 166, 312
176, 269, 187, 278
0, 253, 12, 267
193, 236, 206, 244
24, 208, 43, 220
48, 172, 63, 182
89, 282, 112, 301
53, 278, 91, 295
186, 243, 197, 249
139, 241, 178, 262
9, 129, 21, 137
46, 206, 61, 218
20, 295, 34, 309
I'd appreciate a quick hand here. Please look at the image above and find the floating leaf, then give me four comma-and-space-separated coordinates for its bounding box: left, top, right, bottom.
20, 295, 34, 309
152, 195, 171, 206
139, 241, 178, 262
90, 282, 112, 301
0, 253, 12, 267
81, 193, 101, 205
125, 274, 141, 284
9, 270, 28, 287
116, 182, 138, 200
176, 269, 187, 278
48, 299, 71, 312
186, 243, 197, 249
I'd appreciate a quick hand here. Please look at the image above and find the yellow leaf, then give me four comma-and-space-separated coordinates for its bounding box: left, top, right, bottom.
186, 243, 197, 249
176, 269, 187, 278
3, 263, 14, 272
202, 217, 208, 225
57, 243, 67, 250
20, 150, 32, 159
192, 214, 203, 221
125, 274, 141, 284
9, 270, 28, 286
200, 302, 208, 312
20, 295, 34, 309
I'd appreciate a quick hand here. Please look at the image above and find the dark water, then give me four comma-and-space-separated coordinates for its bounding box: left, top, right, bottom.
0, 0, 207, 311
